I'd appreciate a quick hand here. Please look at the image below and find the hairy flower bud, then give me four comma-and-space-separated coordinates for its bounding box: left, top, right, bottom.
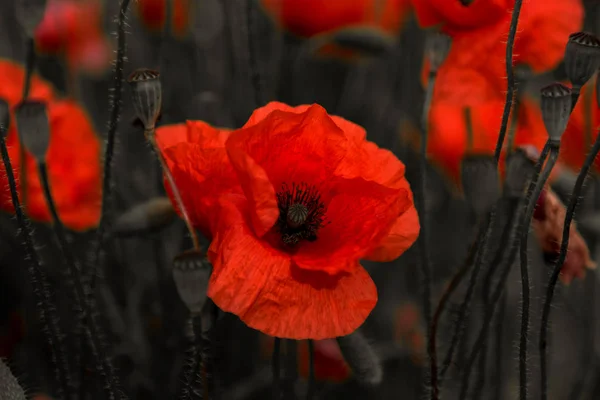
540, 83, 572, 142
172, 250, 212, 314
337, 331, 383, 387
128, 69, 162, 131
15, 100, 50, 161
504, 147, 535, 198
564, 32, 600, 90
0, 98, 10, 137
460, 155, 500, 217
425, 32, 451, 73
16, 0, 48, 37
112, 197, 175, 237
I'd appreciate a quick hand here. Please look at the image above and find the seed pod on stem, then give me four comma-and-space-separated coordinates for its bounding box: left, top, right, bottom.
564, 32, 600, 105
540, 83, 572, 142
16, 0, 47, 37
461, 155, 500, 218
172, 249, 212, 314
128, 68, 162, 132
14, 100, 50, 162
425, 32, 451, 74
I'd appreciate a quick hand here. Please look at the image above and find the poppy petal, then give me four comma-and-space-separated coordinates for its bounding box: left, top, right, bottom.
364, 203, 419, 261
208, 199, 377, 339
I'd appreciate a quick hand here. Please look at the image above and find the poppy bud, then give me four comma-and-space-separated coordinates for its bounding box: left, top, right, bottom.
15, 100, 50, 161
540, 83, 572, 142
172, 250, 212, 314
425, 32, 451, 73
128, 69, 162, 131
0, 358, 27, 400
16, 0, 48, 38
504, 147, 535, 198
0, 98, 10, 137
564, 32, 600, 90
112, 197, 176, 237
337, 331, 383, 387
460, 155, 500, 217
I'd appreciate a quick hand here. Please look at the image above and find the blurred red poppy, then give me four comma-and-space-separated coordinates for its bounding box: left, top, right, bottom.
298, 339, 350, 382
155, 102, 420, 339
35, 0, 112, 75
0, 60, 102, 231
136, 0, 192, 37
560, 75, 600, 172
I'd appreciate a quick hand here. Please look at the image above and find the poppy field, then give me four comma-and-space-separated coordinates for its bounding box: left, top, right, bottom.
1, 0, 600, 399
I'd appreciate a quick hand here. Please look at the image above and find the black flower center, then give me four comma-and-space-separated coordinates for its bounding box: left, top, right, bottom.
276, 183, 327, 246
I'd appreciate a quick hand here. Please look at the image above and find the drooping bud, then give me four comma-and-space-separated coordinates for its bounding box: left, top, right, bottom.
460, 155, 501, 217
172, 250, 212, 314
127, 69, 162, 131
425, 32, 451, 73
540, 83, 572, 142
337, 331, 383, 387
112, 197, 176, 237
564, 32, 600, 91
0, 98, 10, 137
15, 100, 50, 161
504, 147, 536, 198
16, 0, 48, 37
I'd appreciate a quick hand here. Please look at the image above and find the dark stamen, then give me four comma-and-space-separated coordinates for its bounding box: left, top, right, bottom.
276, 183, 327, 246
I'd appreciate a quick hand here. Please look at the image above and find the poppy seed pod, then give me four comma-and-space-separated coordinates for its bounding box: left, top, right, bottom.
504, 148, 535, 198
460, 155, 500, 217
172, 250, 212, 314
425, 32, 451, 73
15, 100, 50, 161
0, 98, 10, 137
564, 32, 600, 90
128, 69, 162, 131
16, 0, 48, 37
540, 83, 572, 142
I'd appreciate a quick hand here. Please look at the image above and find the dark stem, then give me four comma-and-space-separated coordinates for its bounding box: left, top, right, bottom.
178, 314, 200, 400
571, 88, 581, 114
460, 142, 551, 392
0, 137, 72, 399
540, 131, 600, 400
38, 162, 125, 400
439, 209, 497, 381
306, 340, 314, 400
429, 231, 479, 397
518, 141, 560, 400
88, 0, 131, 292
492, 292, 507, 400
421, 69, 435, 398
283, 340, 298, 399
493, 0, 524, 163
19, 37, 35, 215
273, 338, 281, 400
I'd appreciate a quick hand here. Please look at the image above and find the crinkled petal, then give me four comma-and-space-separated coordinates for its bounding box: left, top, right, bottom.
410, 0, 510, 32
226, 104, 348, 237
208, 199, 377, 339
365, 203, 419, 262
155, 120, 230, 163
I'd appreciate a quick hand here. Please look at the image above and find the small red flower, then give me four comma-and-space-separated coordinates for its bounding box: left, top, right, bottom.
0, 60, 102, 231
136, 0, 192, 37
156, 102, 420, 339
35, 0, 112, 75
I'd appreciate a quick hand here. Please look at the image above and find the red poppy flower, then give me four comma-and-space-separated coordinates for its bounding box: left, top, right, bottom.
0, 60, 101, 231
136, 0, 192, 37
261, 0, 412, 38
425, 96, 548, 183
155, 102, 420, 339
35, 0, 112, 75
560, 75, 600, 172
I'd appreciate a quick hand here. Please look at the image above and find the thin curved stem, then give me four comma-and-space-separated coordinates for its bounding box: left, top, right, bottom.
421, 70, 435, 398
439, 210, 497, 381
0, 137, 72, 399
519, 142, 560, 400
306, 340, 314, 400
460, 142, 551, 394
146, 129, 200, 250
38, 162, 125, 400
492, 291, 507, 400
89, 0, 131, 291
19, 37, 35, 214
540, 131, 600, 400
493, 0, 524, 164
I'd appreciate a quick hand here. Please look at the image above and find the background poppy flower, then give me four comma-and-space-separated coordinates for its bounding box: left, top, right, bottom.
0, 60, 102, 231
156, 102, 420, 339
560, 75, 600, 172
35, 0, 112, 75
135, 0, 192, 37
